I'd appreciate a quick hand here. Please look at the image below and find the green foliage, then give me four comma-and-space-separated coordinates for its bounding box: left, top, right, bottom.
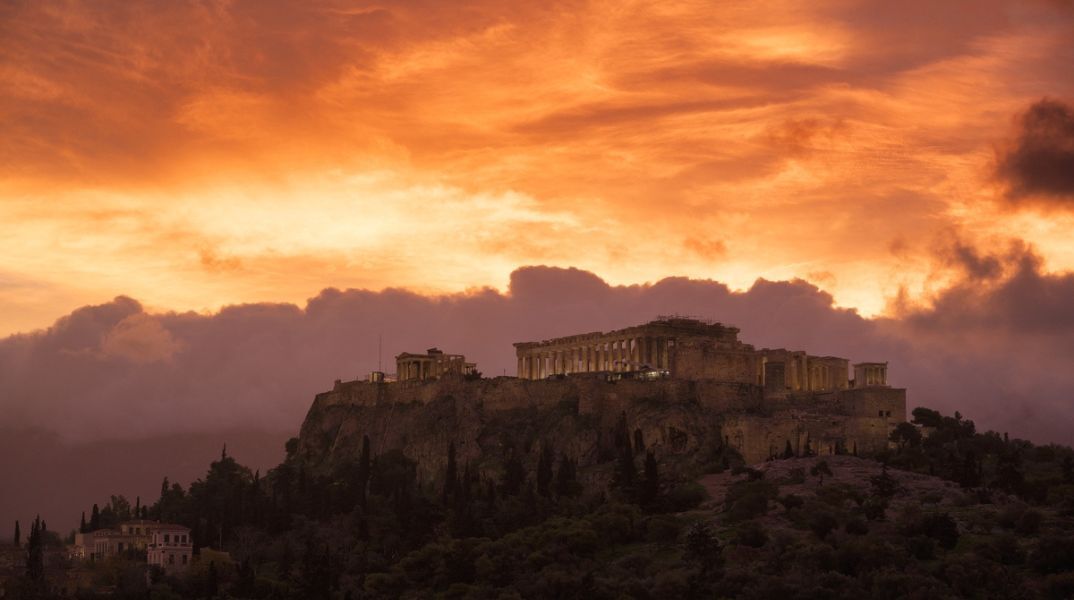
810, 460, 833, 485
58, 405, 1074, 599
734, 520, 769, 548
723, 480, 778, 522
662, 482, 709, 512
890, 422, 922, 451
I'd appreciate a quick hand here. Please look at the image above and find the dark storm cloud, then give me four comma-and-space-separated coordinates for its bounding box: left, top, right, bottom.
997, 99, 1074, 204
5, 261, 1074, 447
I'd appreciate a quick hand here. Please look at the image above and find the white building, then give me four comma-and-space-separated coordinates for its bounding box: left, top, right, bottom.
146, 524, 192, 575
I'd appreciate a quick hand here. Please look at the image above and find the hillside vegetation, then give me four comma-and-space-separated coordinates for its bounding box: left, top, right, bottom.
5, 406, 1074, 599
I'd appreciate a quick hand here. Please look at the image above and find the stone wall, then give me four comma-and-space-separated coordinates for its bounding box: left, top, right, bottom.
313, 374, 767, 416
301, 375, 903, 473
722, 412, 897, 464
672, 341, 762, 384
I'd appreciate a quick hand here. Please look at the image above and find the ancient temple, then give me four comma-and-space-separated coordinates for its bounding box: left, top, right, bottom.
396, 348, 476, 382
513, 317, 892, 394
513, 317, 763, 383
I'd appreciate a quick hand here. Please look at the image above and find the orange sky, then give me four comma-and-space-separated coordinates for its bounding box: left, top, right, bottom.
2, 0, 1074, 335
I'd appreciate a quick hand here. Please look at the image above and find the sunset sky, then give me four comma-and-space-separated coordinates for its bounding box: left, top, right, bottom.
3, 0, 1074, 336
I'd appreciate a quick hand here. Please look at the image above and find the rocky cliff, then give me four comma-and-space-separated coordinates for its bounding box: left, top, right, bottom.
295, 375, 901, 483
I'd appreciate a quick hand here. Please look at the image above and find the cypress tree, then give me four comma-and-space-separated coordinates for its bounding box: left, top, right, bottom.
357, 435, 371, 508
26, 516, 44, 590
613, 444, 637, 492
614, 412, 632, 452
443, 441, 457, 504
501, 451, 525, 497
79, 512, 87, 534
554, 455, 579, 498
633, 429, 645, 455
536, 443, 554, 497
13, 520, 19, 547
90, 504, 100, 531
134, 496, 140, 519
640, 450, 659, 508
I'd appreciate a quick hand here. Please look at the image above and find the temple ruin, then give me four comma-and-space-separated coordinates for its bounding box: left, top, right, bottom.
316, 317, 906, 464
396, 348, 476, 382
513, 317, 887, 393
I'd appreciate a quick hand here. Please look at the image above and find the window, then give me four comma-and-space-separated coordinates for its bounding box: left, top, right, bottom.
878, 410, 884, 417
182, 554, 188, 565
118, 543, 124, 552
169, 554, 175, 565
164, 534, 170, 543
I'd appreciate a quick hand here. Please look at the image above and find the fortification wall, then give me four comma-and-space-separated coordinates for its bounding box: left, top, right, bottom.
673, 343, 761, 384
303, 375, 903, 471
837, 387, 907, 419
722, 412, 896, 464
313, 375, 766, 416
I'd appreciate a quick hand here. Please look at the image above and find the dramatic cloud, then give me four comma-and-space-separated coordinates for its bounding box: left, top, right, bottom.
4, 261, 1073, 445
3, 1, 1074, 334
997, 99, 1074, 205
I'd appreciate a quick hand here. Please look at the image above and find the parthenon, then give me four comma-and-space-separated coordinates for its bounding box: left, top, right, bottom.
513, 316, 760, 383
513, 317, 889, 392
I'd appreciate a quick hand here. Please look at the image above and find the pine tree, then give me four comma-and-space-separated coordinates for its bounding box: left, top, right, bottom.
536, 443, 554, 497
13, 520, 20, 547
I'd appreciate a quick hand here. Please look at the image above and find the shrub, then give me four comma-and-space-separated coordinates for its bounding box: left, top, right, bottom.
643, 515, 682, 543
663, 482, 709, 512
863, 497, 888, 521
844, 517, 868, 536
1046, 573, 1074, 600
809, 511, 839, 540
976, 534, 1024, 566
734, 520, 769, 548
723, 480, 778, 522
921, 513, 959, 550
1031, 536, 1074, 574
779, 494, 804, 511
997, 504, 1025, 530
905, 535, 936, 560
1015, 509, 1043, 536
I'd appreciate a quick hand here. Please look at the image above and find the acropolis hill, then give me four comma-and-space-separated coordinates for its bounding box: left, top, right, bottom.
298, 317, 906, 474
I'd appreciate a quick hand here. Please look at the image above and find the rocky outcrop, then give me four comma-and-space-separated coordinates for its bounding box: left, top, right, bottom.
295, 375, 900, 481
